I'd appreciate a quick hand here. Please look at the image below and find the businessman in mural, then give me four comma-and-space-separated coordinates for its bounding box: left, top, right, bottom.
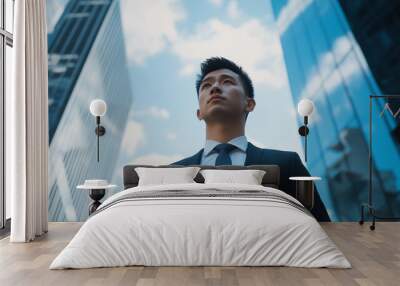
172, 57, 330, 221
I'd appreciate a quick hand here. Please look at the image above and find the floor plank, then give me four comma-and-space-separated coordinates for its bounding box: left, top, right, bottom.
0, 222, 399, 286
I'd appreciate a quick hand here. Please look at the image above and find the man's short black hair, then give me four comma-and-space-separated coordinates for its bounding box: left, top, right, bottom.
196, 57, 254, 98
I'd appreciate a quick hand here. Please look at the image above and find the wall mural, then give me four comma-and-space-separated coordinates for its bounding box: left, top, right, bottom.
47, 0, 400, 222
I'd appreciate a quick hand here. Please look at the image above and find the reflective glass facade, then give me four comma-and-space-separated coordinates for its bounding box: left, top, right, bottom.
272, 0, 400, 220
338, 0, 400, 147
48, 0, 113, 142
48, 0, 133, 221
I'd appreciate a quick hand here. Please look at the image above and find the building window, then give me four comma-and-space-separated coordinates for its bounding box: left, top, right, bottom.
1, 0, 14, 230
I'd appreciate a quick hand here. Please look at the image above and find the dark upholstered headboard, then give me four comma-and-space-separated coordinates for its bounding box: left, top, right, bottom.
123, 165, 280, 190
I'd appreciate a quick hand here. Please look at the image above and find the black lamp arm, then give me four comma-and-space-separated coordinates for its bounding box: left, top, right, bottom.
298, 116, 309, 163
94, 116, 106, 162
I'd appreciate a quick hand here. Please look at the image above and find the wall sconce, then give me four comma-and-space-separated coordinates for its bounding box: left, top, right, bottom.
89, 99, 107, 162
297, 99, 314, 163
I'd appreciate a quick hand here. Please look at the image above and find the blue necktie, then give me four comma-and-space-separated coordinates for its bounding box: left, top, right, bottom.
214, 143, 236, 166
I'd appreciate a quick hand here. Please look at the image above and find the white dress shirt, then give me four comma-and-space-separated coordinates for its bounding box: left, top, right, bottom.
200, 135, 248, 165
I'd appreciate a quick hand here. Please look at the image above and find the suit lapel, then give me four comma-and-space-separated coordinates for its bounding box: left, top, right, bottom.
245, 142, 264, 165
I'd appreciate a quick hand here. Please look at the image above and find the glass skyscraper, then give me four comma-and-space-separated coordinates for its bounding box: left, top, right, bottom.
338, 0, 400, 147
48, 0, 113, 142
271, 0, 400, 220
48, 0, 133, 221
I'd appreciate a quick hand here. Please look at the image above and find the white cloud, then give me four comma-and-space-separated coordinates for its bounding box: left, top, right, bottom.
227, 0, 241, 19
133, 153, 182, 165
120, 120, 146, 157
300, 33, 360, 101
276, 0, 312, 34
209, 0, 223, 7
134, 106, 170, 119
179, 64, 196, 76
149, 106, 170, 119
120, 0, 186, 65
172, 18, 287, 90
166, 132, 177, 140
119, 0, 287, 92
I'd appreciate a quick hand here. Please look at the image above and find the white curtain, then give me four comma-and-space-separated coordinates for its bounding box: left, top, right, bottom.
7, 0, 48, 242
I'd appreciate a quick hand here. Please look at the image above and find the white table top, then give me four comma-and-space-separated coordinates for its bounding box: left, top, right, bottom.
77, 184, 118, 190
289, 176, 321, 181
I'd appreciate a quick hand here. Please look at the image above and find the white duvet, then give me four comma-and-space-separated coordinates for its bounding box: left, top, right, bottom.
50, 183, 351, 269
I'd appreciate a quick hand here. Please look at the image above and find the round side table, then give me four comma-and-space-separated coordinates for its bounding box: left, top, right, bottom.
289, 176, 321, 210
77, 184, 117, 215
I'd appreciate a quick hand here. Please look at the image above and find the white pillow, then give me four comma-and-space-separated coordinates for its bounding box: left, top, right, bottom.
135, 167, 201, 186
200, 169, 266, 185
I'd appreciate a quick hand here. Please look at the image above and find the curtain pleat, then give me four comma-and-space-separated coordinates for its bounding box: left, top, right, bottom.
9, 0, 48, 242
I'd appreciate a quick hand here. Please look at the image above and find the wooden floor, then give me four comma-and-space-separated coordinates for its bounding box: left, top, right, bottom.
0, 222, 399, 286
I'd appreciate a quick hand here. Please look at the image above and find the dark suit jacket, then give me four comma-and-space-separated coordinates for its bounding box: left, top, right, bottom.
172, 142, 330, 221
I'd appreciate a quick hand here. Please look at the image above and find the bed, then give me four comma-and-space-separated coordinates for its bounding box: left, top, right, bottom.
50, 165, 350, 269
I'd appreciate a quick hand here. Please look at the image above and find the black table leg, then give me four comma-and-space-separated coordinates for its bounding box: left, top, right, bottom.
89, 189, 105, 215
295, 181, 314, 210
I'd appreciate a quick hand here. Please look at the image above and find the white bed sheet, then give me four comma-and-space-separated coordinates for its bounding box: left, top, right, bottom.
50, 183, 350, 269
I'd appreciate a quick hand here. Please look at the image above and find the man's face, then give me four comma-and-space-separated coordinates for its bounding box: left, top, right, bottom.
197, 69, 255, 123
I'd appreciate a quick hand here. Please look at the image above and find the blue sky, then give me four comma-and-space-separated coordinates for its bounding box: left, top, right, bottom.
115, 0, 303, 174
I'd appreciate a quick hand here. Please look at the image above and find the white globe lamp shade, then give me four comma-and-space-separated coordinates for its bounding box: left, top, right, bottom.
90, 99, 107, 117
297, 99, 314, 117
